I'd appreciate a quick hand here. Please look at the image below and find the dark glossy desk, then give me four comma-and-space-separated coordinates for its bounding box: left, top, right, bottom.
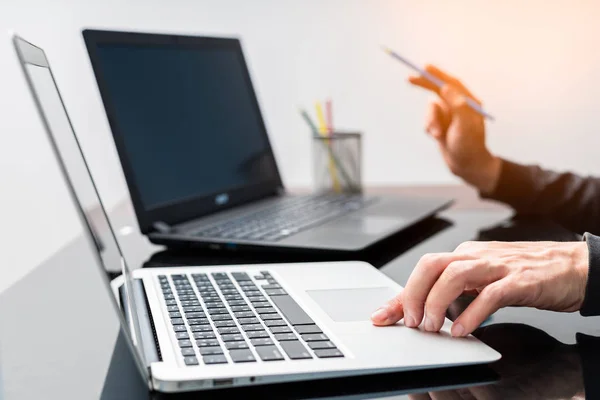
2, 186, 600, 399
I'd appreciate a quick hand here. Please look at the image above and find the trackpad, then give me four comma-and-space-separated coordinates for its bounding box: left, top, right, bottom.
307, 287, 398, 322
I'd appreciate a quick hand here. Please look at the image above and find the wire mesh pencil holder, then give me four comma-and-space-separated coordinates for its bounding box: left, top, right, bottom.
312, 132, 362, 194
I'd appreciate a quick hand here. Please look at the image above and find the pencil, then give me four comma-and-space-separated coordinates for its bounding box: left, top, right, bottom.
325, 98, 333, 134
382, 46, 495, 121
299, 108, 355, 192
315, 101, 341, 192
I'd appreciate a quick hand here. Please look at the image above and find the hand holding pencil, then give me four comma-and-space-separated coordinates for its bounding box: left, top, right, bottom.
390, 59, 502, 195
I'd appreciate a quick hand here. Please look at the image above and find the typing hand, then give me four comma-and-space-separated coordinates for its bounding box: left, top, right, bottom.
409, 65, 501, 194
371, 241, 589, 337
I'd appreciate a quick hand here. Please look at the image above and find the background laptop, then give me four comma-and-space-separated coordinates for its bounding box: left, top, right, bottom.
14, 34, 499, 392
82, 29, 452, 253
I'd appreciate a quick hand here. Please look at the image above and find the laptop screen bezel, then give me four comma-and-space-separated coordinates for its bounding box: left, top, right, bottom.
82, 29, 284, 234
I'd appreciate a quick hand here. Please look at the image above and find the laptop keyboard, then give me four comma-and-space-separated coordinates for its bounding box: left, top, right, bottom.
159, 271, 344, 366
191, 194, 375, 242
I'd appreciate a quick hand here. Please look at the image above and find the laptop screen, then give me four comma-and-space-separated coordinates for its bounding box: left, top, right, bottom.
84, 31, 282, 231
13, 35, 150, 382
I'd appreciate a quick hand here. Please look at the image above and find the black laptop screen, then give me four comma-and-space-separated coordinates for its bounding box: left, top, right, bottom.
93, 41, 279, 211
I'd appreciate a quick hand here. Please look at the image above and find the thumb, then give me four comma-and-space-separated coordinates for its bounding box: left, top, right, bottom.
439, 84, 470, 114
371, 292, 404, 326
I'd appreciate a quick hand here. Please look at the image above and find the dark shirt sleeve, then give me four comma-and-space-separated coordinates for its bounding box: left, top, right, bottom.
582, 233, 600, 316
482, 158, 600, 234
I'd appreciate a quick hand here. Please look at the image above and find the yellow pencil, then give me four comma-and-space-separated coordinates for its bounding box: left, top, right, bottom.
315, 101, 341, 192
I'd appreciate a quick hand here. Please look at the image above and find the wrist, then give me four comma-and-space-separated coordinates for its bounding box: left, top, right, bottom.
458, 154, 502, 194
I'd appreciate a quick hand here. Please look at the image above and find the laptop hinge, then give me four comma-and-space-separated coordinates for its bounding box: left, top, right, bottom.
119, 280, 161, 367
152, 221, 172, 234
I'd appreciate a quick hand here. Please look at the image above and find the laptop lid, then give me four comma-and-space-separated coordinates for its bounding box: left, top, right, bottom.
82, 29, 284, 234
12, 34, 151, 386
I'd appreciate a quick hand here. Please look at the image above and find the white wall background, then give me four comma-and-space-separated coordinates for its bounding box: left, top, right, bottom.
2, 0, 600, 291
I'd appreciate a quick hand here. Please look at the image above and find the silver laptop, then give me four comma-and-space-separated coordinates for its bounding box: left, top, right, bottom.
81, 29, 452, 253
13, 34, 500, 393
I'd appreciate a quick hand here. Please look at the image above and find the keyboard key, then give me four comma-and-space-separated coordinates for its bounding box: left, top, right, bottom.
247, 330, 270, 339
256, 346, 284, 361
295, 325, 323, 334
265, 289, 287, 296
270, 326, 293, 334
197, 339, 220, 347
167, 305, 180, 312
238, 318, 260, 325
171, 318, 185, 325
261, 284, 282, 290
192, 273, 207, 280
314, 349, 344, 358
274, 333, 297, 341
166, 299, 178, 306
199, 346, 223, 355
220, 289, 239, 295
242, 324, 264, 332
229, 349, 256, 363
175, 332, 190, 340
173, 325, 187, 332
255, 307, 278, 314
269, 295, 314, 326
212, 315, 233, 321
214, 320, 237, 328
212, 273, 228, 280
193, 332, 216, 340
203, 355, 228, 365
218, 327, 240, 335
280, 341, 312, 359
180, 301, 201, 307
204, 302, 225, 309
181, 348, 196, 357
301, 333, 329, 342
243, 291, 261, 297
232, 272, 251, 281
234, 311, 255, 319
308, 341, 336, 350
260, 313, 282, 321
230, 305, 252, 313
225, 341, 249, 350
163, 294, 174, 300
193, 329, 214, 338
265, 320, 287, 327
185, 312, 206, 319
184, 356, 199, 366
221, 333, 244, 342
169, 311, 182, 318
252, 302, 271, 308
179, 339, 193, 348
224, 295, 243, 301
227, 300, 247, 306
187, 318, 210, 326
208, 308, 230, 315
250, 338, 274, 346
183, 306, 204, 313
248, 296, 266, 302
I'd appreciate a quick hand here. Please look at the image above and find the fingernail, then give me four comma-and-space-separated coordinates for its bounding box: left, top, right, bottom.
424, 315, 434, 331
371, 307, 389, 323
404, 314, 416, 328
451, 323, 465, 337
